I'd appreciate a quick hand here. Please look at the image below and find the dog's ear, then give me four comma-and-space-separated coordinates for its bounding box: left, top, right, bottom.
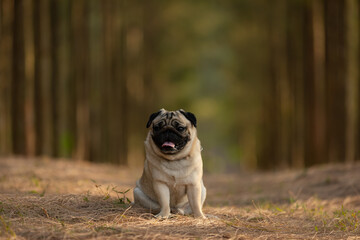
146, 110, 162, 128
180, 110, 197, 127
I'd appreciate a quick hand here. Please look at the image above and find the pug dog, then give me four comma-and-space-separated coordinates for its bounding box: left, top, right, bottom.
133, 109, 206, 219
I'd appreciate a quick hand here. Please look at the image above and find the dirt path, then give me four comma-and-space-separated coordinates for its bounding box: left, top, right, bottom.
0, 157, 359, 239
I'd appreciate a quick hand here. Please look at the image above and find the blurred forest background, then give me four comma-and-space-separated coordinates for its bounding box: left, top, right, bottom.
0, 0, 359, 171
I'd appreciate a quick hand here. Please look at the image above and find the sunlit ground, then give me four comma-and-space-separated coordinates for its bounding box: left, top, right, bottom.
0, 157, 359, 239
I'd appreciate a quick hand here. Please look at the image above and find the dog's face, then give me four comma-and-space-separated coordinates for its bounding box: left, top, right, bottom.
146, 109, 197, 155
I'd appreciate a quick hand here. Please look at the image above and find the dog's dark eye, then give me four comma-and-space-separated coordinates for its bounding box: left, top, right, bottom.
153, 125, 161, 132
153, 121, 164, 132
177, 126, 185, 132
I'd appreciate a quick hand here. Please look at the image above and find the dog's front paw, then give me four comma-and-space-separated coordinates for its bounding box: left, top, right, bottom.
194, 213, 206, 219
154, 211, 171, 219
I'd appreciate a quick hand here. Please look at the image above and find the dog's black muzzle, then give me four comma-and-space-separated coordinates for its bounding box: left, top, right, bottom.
152, 129, 189, 154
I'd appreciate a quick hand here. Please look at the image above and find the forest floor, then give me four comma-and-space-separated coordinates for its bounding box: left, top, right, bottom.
0, 157, 360, 239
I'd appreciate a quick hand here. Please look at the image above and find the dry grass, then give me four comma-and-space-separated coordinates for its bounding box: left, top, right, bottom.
0, 157, 360, 239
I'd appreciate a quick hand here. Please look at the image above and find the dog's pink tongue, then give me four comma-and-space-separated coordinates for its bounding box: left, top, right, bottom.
162, 141, 175, 148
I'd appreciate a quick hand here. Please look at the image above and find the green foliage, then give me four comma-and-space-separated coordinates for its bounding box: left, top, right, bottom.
333, 206, 360, 232
28, 174, 46, 197
83, 191, 90, 202
31, 175, 41, 187
0, 215, 16, 238
112, 188, 132, 206
59, 132, 74, 158
91, 180, 131, 207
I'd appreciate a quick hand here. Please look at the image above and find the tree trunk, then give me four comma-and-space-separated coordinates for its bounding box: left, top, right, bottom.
117, 0, 129, 165
325, 0, 346, 163
88, 0, 103, 162
34, 0, 54, 157
0, 0, 14, 155
275, 0, 291, 169
12, 0, 26, 155
286, 1, 305, 168
72, 0, 90, 161
258, 0, 280, 169
23, 0, 36, 156
125, 0, 145, 166
311, 0, 327, 165
54, 0, 74, 158
102, 0, 113, 163
50, 0, 59, 157
345, 0, 359, 163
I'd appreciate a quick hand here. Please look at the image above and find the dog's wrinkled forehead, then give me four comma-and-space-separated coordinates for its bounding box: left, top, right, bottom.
146, 109, 197, 128
162, 111, 175, 120
157, 110, 186, 125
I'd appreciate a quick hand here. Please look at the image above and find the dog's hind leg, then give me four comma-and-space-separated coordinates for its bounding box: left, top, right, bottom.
133, 186, 160, 213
